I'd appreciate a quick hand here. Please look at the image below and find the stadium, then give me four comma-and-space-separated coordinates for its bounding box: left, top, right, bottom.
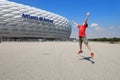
0, 0, 72, 41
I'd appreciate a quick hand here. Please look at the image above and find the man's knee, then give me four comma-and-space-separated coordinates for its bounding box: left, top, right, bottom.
84, 41, 88, 45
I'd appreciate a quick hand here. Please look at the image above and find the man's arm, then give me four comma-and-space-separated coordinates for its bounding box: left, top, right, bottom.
84, 12, 90, 24
72, 20, 78, 27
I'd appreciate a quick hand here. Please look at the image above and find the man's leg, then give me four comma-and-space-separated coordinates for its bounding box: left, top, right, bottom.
83, 37, 94, 58
78, 37, 83, 54
86, 44, 92, 52
79, 38, 82, 51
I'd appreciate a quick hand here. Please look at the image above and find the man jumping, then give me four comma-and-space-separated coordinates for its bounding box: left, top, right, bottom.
72, 12, 94, 58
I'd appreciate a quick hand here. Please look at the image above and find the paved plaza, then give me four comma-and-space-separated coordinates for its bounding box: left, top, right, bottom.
0, 42, 120, 80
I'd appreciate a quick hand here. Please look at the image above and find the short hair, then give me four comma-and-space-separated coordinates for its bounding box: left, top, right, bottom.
86, 23, 88, 28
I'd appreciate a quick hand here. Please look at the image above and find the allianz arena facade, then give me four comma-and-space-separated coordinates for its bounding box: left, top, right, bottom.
0, 0, 71, 40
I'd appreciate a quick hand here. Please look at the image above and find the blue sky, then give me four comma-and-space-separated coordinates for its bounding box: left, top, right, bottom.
10, 0, 120, 38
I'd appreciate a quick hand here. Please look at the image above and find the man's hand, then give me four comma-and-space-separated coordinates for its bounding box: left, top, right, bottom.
84, 12, 90, 24
86, 12, 90, 16
72, 20, 78, 27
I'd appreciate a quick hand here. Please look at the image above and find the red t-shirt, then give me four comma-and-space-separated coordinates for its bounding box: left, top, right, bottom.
78, 23, 87, 37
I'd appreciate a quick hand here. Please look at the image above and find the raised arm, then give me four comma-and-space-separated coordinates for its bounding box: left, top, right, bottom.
84, 12, 90, 24
72, 20, 78, 27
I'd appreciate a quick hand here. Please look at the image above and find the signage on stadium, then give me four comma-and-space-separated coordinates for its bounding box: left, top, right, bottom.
21, 13, 54, 23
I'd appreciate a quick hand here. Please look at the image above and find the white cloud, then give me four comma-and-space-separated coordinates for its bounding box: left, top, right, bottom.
109, 26, 114, 29
90, 23, 99, 27
87, 24, 120, 38
90, 23, 103, 31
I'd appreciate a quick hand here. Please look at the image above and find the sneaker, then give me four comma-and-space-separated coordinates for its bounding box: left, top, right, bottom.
90, 52, 94, 58
77, 50, 83, 54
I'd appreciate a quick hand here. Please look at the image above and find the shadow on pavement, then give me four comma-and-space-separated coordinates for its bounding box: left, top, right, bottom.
79, 56, 95, 64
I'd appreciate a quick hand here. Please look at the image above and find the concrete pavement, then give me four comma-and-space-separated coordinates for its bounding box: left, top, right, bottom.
0, 42, 120, 80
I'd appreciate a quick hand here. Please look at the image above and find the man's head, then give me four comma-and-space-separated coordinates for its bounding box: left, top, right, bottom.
82, 23, 88, 28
